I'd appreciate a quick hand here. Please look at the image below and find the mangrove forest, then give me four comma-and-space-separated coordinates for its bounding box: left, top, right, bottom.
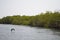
0, 11, 60, 29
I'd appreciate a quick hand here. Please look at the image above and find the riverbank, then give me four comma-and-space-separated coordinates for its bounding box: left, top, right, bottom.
0, 11, 60, 29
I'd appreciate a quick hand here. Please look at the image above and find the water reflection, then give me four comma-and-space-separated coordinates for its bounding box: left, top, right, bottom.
0, 24, 60, 40
51, 29, 60, 36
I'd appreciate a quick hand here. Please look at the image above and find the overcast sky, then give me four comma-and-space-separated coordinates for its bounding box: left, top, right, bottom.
0, 0, 60, 18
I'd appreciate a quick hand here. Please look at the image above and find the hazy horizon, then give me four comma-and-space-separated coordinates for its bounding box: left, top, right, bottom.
0, 0, 60, 18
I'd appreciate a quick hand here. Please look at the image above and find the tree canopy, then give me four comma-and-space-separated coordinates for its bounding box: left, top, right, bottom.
0, 11, 60, 29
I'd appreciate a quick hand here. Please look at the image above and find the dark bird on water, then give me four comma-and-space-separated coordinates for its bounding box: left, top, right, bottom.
11, 28, 15, 32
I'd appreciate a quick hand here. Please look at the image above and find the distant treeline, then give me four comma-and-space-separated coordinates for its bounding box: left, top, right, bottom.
0, 11, 60, 29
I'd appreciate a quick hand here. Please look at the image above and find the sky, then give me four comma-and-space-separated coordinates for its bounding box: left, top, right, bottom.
0, 0, 60, 18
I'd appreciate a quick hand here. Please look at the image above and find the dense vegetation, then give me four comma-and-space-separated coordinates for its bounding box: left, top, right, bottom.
0, 11, 60, 29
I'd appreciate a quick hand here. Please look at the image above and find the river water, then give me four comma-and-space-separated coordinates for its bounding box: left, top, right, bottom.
0, 24, 60, 40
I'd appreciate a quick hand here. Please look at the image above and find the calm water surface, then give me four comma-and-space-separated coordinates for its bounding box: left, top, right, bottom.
0, 24, 60, 40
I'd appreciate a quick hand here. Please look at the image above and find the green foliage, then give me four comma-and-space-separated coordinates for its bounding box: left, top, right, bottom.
0, 19, 2, 23
0, 11, 60, 29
